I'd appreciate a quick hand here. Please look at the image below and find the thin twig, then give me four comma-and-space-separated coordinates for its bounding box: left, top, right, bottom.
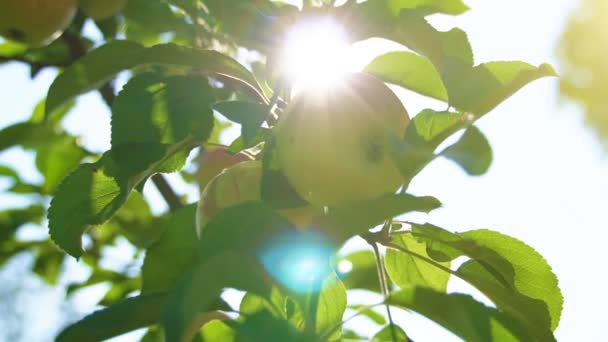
151, 174, 183, 211
369, 240, 398, 342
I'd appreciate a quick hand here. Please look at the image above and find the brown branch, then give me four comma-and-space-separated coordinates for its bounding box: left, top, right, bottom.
151, 174, 183, 211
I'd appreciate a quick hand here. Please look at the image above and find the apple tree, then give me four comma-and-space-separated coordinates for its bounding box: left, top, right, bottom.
0, 0, 563, 341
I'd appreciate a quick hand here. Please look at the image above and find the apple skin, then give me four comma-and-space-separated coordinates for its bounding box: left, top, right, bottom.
197, 147, 252, 192
79, 0, 128, 20
0, 0, 77, 46
196, 160, 319, 237
274, 72, 409, 206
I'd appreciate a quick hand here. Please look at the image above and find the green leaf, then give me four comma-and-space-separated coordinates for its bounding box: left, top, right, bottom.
371, 324, 409, 342
49, 70, 218, 257
45, 40, 266, 117
212, 101, 268, 144
412, 224, 559, 340
29, 98, 75, 124
199, 320, 236, 342
389, 110, 470, 182
441, 126, 493, 175
348, 305, 387, 326
385, 234, 450, 292
142, 204, 199, 294
0, 205, 45, 241
35, 135, 88, 194
446, 61, 557, 115
198, 203, 293, 260
339, 250, 380, 292
364, 51, 448, 101
227, 128, 269, 154
459, 229, 563, 331
317, 194, 441, 244
389, 287, 534, 342
32, 246, 64, 285
111, 72, 215, 147
162, 251, 271, 342
240, 288, 286, 318
123, 0, 191, 46
0, 40, 28, 57
229, 309, 312, 342
48, 159, 126, 258
48, 141, 193, 258
101, 191, 163, 248
56, 293, 168, 342
390, 11, 474, 75
163, 204, 293, 342
311, 273, 347, 338
0, 122, 56, 152
339, 0, 469, 42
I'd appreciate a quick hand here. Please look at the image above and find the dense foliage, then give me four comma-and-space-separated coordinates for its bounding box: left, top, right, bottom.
0, 0, 562, 341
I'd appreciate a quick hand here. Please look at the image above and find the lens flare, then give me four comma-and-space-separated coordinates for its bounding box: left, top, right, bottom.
281, 16, 351, 90
258, 229, 334, 293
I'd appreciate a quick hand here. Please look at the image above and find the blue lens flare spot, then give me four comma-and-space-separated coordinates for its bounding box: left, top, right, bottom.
258, 229, 334, 293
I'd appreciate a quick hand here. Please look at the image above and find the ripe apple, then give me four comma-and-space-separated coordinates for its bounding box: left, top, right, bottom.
197, 147, 252, 191
274, 72, 409, 206
79, 0, 128, 20
196, 160, 319, 237
0, 0, 77, 46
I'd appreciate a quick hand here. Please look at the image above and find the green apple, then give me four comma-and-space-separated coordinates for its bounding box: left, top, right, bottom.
196, 160, 319, 237
0, 0, 77, 46
274, 72, 409, 206
197, 147, 252, 191
79, 0, 128, 20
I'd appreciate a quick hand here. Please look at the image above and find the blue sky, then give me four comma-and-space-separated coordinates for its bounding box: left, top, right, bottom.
1, 0, 606, 340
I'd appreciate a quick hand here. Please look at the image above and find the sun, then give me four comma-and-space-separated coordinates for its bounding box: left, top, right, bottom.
281, 16, 352, 89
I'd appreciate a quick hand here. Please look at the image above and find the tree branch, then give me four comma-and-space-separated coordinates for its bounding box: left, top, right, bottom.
151, 174, 183, 211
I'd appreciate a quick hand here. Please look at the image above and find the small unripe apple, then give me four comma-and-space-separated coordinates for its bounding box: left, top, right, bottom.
275, 72, 409, 206
79, 0, 128, 20
196, 160, 319, 237
0, 0, 77, 46
197, 147, 252, 192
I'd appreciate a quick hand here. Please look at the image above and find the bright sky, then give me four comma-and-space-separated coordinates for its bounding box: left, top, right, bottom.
1, 0, 606, 341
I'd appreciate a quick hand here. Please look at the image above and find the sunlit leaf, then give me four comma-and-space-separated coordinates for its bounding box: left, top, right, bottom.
371, 324, 409, 342
112, 72, 215, 147
48, 159, 126, 258
441, 126, 493, 175
390, 11, 474, 75
459, 229, 563, 331
412, 224, 560, 339
389, 288, 533, 342
45, 41, 266, 117
316, 194, 441, 244
349, 305, 387, 326
446, 61, 557, 115
365, 51, 448, 101
35, 135, 88, 194
389, 110, 470, 182
385, 234, 450, 291
199, 320, 236, 342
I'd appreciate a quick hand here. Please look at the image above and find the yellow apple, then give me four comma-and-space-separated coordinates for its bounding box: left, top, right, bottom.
274, 72, 409, 206
196, 160, 319, 237
0, 0, 77, 46
79, 0, 128, 20
197, 147, 253, 192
